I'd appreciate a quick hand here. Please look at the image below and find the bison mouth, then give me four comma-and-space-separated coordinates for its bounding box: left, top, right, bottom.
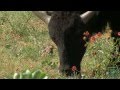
59, 65, 81, 78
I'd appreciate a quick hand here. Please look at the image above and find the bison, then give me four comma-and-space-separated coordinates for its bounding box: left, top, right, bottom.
33, 11, 120, 77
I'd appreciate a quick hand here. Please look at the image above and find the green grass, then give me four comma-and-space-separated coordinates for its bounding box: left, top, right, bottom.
0, 11, 59, 79
0, 11, 119, 79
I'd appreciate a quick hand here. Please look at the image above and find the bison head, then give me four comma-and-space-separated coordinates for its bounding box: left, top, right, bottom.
33, 11, 99, 77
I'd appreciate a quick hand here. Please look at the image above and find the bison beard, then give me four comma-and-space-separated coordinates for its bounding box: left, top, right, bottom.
48, 11, 86, 77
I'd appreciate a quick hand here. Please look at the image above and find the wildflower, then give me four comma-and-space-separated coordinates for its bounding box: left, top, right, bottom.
71, 66, 77, 72
83, 36, 87, 41
30, 65, 33, 68
117, 32, 120, 36
94, 34, 100, 39
98, 50, 104, 54
97, 32, 102, 37
90, 36, 96, 43
83, 31, 90, 36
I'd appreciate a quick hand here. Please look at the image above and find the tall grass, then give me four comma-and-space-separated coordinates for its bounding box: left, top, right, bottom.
0, 11, 59, 78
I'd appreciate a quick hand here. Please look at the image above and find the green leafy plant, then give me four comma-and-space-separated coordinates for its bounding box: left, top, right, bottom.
13, 70, 48, 79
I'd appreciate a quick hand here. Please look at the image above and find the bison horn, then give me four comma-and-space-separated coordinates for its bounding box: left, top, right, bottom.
33, 11, 99, 24
32, 11, 51, 24
80, 11, 99, 24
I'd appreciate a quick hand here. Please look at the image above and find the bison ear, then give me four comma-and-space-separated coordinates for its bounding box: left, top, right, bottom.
80, 11, 98, 24
32, 11, 52, 24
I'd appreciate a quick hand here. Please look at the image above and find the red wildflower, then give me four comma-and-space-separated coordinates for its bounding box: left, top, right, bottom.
97, 32, 102, 37
90, 36, 96, 43
72, 66, 77, 72
83, 31, 90, 36
118, 32, 120, 36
